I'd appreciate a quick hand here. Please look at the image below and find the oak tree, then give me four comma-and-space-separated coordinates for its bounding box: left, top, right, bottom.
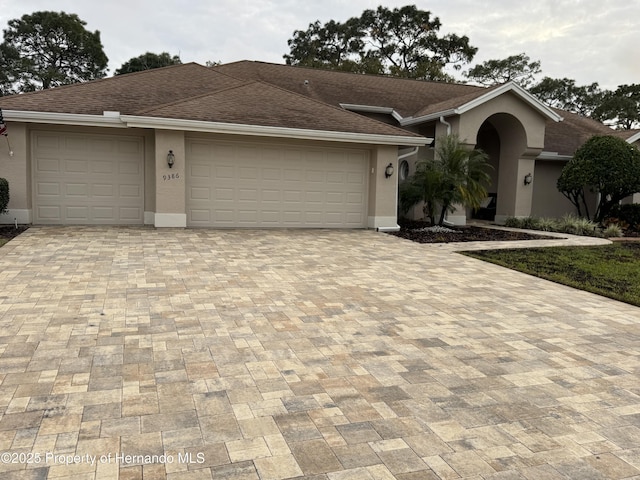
115, 52, 182, 75
284, 5, 477, 81
0, 11, 108, 92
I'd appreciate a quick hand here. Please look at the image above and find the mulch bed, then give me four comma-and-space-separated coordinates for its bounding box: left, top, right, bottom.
0, 225, 29, 242
389, 220, 559, 244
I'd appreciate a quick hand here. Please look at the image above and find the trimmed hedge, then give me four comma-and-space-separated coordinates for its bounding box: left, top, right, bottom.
0, 178, 8, 214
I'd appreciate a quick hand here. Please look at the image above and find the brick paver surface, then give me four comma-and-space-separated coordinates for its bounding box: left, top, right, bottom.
0, 226, 639, 479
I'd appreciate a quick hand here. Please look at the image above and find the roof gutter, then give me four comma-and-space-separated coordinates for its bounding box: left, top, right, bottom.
339, 103, 405, 123
1, 110, 128, 128
120, 115, 429, 146
401, 109, 458, 127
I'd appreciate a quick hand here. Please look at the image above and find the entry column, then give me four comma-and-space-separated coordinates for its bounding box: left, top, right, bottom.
154, 129, 187, 227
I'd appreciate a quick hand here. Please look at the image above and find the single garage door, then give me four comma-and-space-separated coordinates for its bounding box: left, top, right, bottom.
32, 131, 144, 225
186, 139, 368, 228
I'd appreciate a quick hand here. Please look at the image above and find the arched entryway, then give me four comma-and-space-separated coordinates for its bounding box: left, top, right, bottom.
471, 113, 535, 223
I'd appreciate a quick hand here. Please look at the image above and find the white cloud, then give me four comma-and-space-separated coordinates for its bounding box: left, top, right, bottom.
0, 0, 637, 89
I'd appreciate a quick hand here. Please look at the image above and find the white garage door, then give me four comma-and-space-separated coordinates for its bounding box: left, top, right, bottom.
32, 131, 144, 225
186, 140, 368, 228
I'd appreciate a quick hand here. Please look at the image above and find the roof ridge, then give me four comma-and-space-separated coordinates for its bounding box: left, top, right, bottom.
234, 60, 485, 90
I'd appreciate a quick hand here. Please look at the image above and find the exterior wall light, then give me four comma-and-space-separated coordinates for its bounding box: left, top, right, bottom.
524, 173, 532, 185
385, 163, 394, 178
167, 150, 175, 168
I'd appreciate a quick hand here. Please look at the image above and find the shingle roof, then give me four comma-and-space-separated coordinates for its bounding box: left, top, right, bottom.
544, 109, 615, 155
137, 80, 421, 137
0, 62, 420, 139
214, 61, 486, 118
0, 59, 623, 154
0, 63, 243, 115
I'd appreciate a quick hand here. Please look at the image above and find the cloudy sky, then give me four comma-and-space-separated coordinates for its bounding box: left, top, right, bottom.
0, 0, 637, 90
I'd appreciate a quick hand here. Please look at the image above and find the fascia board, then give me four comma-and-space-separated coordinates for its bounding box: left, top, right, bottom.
457, 82, 564, 122
626, 132, 640, 144
400, 83, 564, 127
537, 151, 573, 161
120, 115, 429, 146
400, 109, 458, 126
1, 110, 127, 128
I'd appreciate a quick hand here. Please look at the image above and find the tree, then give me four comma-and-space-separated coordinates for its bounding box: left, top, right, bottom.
284, 5, 477, 80
557, 135, 640, 223
464, 53, 541, 87
529, 77, 604, 117
0, 11, 108, 92
592, 84, 640, 130
115, 52, 182, 75
400, 134, 492, 225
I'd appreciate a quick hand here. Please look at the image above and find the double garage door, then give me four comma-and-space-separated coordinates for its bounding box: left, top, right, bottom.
31, 132, 369, 228
32, 131, 144, 225
186, 139, 369, 228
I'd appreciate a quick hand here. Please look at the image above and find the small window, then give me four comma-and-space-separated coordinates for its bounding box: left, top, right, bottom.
399, 160, 409, 180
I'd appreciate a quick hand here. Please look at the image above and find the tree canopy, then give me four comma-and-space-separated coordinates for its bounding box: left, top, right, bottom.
0, 11, 108, 93
529, 77, 603, 117
557, 135, 640, 222
115, 52, 182, 75
284, 5, 477, 81
592, 84, 640, 130
464, 53, 541, 87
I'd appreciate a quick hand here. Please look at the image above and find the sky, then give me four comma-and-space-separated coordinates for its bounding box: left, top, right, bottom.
0, 0, 638, 91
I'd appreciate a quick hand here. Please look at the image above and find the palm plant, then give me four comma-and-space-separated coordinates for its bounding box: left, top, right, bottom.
435, 135, 493, 225
401, 134, 492, 225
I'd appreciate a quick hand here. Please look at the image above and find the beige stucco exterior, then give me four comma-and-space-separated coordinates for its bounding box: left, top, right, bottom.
1, 122, 408, 229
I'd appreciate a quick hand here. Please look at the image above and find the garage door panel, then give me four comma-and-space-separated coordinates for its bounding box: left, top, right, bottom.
118, 161, 141, 175
67, 184, 89, 196
36, 158, 61, 173
119, 207, 143, 220
91, 206, 116, 220
33, 132, 144, 225
262, 190, 280, 202
190, 164, 210, 178
37, 182, 60, 196
37, 206, 61, 220
187, 140, 367, 228
216, 165, 234, 179
64, 137, 88, 152
66, 206, 90, 221
65, 160, 89, 174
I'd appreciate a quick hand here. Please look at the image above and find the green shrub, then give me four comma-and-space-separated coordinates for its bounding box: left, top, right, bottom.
607, 204, 640, 232
557, 214, 598, 235
602, 224, 623, 238
537, 217, 560, 232
521, 217, 541, 230
504, 217, 523, 228
0, 178, 8, 214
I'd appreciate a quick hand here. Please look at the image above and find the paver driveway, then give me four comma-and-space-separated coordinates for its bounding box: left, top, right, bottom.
0, 227, 639, 480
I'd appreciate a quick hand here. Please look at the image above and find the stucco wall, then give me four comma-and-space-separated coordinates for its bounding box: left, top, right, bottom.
0, 122, 29, 223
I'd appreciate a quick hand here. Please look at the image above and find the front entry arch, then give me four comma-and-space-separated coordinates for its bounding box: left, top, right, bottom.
473, 113, 539, 223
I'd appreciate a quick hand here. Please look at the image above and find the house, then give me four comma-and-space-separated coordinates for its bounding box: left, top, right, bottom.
0, 60, 636, 230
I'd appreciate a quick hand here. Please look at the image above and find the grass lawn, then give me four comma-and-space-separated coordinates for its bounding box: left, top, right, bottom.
463, 242, 640, 307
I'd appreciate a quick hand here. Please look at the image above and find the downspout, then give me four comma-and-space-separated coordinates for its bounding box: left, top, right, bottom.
439, 116, 455, 226
439, 116, 451, 135
398, 146, 419, 160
